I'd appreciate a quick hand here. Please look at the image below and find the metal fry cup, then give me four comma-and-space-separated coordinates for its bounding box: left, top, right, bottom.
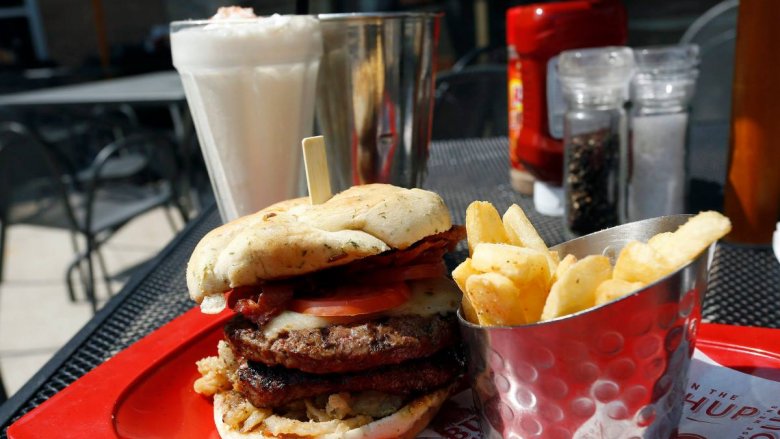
459, 215, 712, 439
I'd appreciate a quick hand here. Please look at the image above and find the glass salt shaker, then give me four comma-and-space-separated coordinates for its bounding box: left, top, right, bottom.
558, 47, 635, 237
627, 45, 699, 221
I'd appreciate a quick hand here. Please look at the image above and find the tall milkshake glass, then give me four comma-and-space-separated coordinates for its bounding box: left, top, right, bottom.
171, 14, 322, 222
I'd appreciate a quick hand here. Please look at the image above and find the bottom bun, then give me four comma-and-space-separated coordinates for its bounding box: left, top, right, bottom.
214, 386, 453, 439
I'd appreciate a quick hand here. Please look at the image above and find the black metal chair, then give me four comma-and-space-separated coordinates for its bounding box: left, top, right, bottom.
680, 0, 738, 211
0, 122, 188, 312
36, 105, 145, 185
432, 64, 508, 140
450, 45, 507, 73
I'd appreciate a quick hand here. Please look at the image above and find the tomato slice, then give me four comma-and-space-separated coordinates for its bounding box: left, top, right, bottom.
290, 282, 411, 317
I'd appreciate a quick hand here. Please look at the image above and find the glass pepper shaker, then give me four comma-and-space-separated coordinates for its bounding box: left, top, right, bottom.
558, 46, 635, 237
627, 45, 699, 221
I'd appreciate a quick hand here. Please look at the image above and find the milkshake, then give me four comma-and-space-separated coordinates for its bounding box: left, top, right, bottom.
171, 8, 322, 221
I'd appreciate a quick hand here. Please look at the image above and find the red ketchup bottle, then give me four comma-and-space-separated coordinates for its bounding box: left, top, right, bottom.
507, 0, 627, 215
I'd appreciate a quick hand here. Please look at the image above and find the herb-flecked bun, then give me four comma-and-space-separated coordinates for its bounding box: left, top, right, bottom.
187, 184, 453, 313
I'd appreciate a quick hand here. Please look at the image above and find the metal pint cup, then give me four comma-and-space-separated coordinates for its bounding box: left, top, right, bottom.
316, 13, 441, 192
459, 215, 711, 438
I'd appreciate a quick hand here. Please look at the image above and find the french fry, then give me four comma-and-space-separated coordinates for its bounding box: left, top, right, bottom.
465, 201, 509, 255
452, 258, 480, 294
552, 254, 577, 285
648, 211, 731, 269
453, 208, 730, 326
471, 243, 550, 285
612, 241, 676, 284
471, 243, 551, 322
541, 255, 612, 321
503, 204, 559, 274
548, 250, 561, 267
461, 294, 480, 324
465, 272, 529, 326
502, 204, 548, 252
453, 259, 483, 324
595, 279, 645, 306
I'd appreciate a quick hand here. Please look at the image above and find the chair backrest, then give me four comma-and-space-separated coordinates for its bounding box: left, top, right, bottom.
88, 131, 180, 187
23, 105, 140, 176
24, 107, 94, 174
433, 65, 508, 140
679, 0, 738, 190
81, 131, 182, 229
681, 0, 738, 124
0, 121, 80, 230
451, 46, 507, 73
87, 105, 140, 150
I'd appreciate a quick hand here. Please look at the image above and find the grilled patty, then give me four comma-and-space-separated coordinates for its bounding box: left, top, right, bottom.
225, 313, 459, 374
235, 348, 464, 409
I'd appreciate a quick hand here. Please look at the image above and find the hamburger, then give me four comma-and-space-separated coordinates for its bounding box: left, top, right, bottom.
188, 184, 466, 438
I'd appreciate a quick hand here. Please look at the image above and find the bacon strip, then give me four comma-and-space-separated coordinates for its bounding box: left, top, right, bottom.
227, 284, 293, 326
344, 225, 465, 270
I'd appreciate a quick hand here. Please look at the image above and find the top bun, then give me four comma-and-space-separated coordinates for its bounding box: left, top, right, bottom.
187, 184, 452, 313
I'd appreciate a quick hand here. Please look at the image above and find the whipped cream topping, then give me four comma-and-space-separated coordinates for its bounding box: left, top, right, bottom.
172, 13, 321, 68
211, 6, 257, 20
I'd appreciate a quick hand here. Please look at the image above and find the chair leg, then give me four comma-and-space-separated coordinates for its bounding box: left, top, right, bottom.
94, 247, 113, 297
162, 205, 181, 234
84, 238, 98, 313
0, 370, 7, 404
68, 230, 81, 254
174, 198, 189, 224
0, 211, 9, 401
65, 232, 84, 302
65, 257, 79, 302
0, 207, 10, 402
167, 182, 190, 226
66, 249, 91, 304
0, 215, 6, 284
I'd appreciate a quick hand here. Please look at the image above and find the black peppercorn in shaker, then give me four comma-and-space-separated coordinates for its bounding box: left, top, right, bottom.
565, 128, 620, 234
558, 47, 635, 237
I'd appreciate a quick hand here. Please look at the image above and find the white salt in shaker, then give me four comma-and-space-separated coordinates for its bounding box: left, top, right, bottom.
627, 45, 699, 221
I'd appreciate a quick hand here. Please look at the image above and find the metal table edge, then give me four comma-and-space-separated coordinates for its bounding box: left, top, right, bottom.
0, 203, 216, 428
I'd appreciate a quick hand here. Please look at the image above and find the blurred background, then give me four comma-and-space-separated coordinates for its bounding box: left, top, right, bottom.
0, 0, 736, 399
1, 0, 725, 88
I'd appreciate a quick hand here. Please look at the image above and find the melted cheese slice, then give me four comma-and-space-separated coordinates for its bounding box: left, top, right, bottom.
262, 277, 461, 338
386, 277, 461, 317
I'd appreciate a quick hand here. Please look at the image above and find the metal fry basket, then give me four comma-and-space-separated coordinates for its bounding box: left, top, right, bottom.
459, 215, 712, 439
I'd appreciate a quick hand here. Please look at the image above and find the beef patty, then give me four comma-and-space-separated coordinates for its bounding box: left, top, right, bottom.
225, 313, 459, 374
235, 348, 464, 408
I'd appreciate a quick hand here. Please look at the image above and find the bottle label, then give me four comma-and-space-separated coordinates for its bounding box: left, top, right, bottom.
508, 55, 523, 168
509, 76, 523, 135
546, 55, 566, 139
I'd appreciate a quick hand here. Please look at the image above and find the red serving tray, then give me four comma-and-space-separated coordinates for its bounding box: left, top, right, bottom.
7, 309, 780, 439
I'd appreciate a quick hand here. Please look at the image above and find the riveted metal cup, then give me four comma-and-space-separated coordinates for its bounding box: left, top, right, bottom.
459, 215, 712, 439
315, 12, 441, 192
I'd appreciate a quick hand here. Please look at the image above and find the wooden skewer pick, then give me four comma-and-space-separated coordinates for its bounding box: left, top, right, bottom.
302, 135, 333, 205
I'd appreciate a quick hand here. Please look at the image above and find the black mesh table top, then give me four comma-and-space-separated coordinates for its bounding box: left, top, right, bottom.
1, 137, 778, 436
